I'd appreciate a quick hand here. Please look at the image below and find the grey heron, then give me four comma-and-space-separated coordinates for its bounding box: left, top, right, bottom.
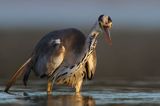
4, 15, 112, 94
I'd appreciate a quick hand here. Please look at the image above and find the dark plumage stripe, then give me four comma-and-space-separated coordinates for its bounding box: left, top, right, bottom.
23, 68, 32, 86
56, 72, 68, 80
85, 62, 92, 80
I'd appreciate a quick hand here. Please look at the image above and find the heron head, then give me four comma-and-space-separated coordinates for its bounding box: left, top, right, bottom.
98, 15, 112, 46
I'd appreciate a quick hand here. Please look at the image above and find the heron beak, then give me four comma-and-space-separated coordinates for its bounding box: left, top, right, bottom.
103, 22, 112, 46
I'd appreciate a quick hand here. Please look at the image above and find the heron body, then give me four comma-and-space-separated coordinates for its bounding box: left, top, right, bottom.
4, 15, 112, 94
32, 29, 86, 77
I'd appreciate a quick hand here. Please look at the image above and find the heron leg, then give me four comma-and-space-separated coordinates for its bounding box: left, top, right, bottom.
47, 79, 53, 95
75, 80, 83, 93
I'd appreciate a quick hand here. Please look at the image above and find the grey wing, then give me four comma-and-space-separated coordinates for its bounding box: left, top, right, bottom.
34, 39, 65, 77
85, 50, 97, 80
24, 28, 86, 85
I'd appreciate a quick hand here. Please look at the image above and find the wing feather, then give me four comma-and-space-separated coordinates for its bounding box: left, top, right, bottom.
34, 39, 65, 77
4, 58, 32, 92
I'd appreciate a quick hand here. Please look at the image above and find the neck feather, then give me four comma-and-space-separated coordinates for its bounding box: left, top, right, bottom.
89, 21, 101, 37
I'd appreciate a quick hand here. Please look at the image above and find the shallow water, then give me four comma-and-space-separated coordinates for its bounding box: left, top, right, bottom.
1, 80, 160, 106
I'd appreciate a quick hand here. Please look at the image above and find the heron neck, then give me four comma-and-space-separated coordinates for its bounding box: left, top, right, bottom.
89, 21, 101, 37
75, 22, 100, 70
84, 21, 101, 53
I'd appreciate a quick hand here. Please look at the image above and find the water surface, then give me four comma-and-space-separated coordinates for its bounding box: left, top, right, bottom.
1, 80, 160, 106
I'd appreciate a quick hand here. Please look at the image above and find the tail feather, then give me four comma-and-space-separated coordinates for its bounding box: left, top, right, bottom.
4, 58, 32, 92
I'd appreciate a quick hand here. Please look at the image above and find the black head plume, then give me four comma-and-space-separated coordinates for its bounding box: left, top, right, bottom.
98, 14, 104, 22
98, 14, 104, 28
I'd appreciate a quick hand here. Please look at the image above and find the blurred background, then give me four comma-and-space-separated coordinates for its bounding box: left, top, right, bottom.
0, 0, 160, 83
